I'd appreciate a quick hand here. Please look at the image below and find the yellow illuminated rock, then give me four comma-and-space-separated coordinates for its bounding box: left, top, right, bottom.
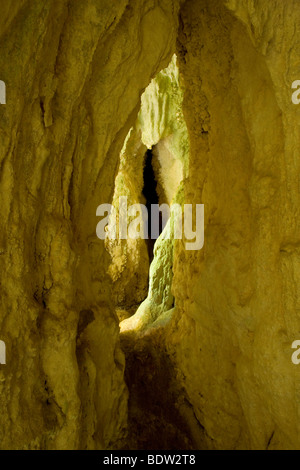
0, 0, 300, 451
0, 0, 180, 450
168, 0, 300, 450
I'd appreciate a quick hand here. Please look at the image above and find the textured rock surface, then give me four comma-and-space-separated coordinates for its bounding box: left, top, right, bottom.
120, 0, 300, 451
106, 126, 149, 319
167, 0, 300, 450
109, 54, 188, 321
0, 0, 180, 449
1, 0, 300, 451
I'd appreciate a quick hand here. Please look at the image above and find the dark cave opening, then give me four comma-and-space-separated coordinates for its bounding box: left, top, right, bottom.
142, 148, 162, 262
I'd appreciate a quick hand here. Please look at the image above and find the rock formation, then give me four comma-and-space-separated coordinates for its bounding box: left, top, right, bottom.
0, 0, 300, 450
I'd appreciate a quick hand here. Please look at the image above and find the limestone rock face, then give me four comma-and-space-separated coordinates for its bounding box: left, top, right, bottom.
108, 53, 188, 325
168, 0, 300, 450
1, 0, 300, 452
106, 126, 149, 319
0, 0, 180, 449
120, 0, 300, 451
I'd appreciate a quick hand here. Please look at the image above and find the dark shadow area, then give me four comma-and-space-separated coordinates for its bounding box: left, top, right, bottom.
117, 331, 207, 450
142, 148, 162, 262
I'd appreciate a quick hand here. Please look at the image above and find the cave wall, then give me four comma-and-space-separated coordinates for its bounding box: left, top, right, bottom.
106, 126, 149, 319
168, 0, 300, 450
110, 54, 188, 323
1, 0, 300, 451
0, 0, 180, 449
